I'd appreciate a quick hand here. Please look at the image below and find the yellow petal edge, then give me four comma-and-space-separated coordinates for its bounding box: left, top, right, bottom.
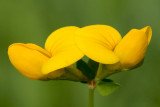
140, 26, 152, 44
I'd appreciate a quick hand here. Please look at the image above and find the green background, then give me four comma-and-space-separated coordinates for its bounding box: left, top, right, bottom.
0, 0, 160, 107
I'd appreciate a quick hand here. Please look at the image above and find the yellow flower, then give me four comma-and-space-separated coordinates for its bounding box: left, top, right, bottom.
75, 25, 152, 78
8, 26, 85, 80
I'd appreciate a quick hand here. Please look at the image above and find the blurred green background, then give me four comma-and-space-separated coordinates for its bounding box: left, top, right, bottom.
0, 0, 160, 107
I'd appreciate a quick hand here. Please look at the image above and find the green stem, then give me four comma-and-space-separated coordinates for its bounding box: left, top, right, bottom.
89, 86, 95, 107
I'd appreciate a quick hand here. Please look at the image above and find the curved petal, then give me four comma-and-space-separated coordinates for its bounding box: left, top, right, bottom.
75, 25, 121, 64
114, 29, 148, 69
43, 26, 84, 74
140, 26, 152, 44
8, 43, 50, 80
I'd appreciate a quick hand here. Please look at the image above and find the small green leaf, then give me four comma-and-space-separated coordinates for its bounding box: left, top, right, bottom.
97, 79, 120, 96
88, 59, 99, 73
76, 59, 99, 80
77, 59, 94, 80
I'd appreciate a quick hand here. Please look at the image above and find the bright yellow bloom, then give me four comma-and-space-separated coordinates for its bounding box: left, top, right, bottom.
8, 26, 85, 80
75, 25, 152, 71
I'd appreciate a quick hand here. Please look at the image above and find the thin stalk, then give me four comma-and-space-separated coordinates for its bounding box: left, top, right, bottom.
88, 80, 96, 107
89, 88, 95, 107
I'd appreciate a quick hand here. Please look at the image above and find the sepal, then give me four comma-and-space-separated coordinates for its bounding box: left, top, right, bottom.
42, 66, 87, 81
96, 64, 121, 80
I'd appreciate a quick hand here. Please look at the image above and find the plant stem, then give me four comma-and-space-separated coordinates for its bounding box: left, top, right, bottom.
89, 88, 95, 107
88, 80, 96, 107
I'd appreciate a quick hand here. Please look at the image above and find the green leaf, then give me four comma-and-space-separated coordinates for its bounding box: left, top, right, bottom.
88, 59, 99, 73
76, 59, 99, 80
77, 59, 95, 80
97, 79, 120, 96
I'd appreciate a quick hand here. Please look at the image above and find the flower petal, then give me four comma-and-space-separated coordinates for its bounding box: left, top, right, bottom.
75, 25, 121, 64
114, 29, 148, 69
43, 26, 84, 74
140, 26, 152, 44
8, 43, 50, 80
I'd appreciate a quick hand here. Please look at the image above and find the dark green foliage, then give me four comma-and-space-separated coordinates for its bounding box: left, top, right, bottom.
77, 59, 96, 80
77, 59, 99, 80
